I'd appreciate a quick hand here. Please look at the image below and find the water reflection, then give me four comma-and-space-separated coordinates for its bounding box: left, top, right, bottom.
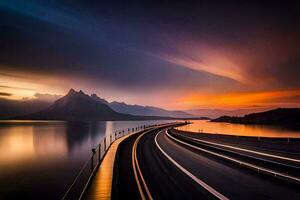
33, 125, 68, 159
0, 126, 34, 164
178, 120, 300, 138
64, 121, 106, 150
0, 120, 173, 199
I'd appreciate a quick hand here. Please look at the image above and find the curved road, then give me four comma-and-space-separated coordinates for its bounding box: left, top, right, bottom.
111, 127, 300, 200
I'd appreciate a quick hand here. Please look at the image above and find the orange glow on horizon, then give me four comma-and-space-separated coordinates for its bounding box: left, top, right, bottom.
1, 69, 300, 111
178, 89, 300, 109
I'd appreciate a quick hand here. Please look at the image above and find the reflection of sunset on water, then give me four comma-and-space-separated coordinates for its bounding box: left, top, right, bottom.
178, 120, 300, 138
0, 126, 34, 163
32, 126, 68, 158
0, 123, 68, 166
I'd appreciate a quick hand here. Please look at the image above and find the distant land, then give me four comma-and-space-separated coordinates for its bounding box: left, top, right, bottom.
185, 108, 273, 119
0, 89, 195, 120
211, 108, 300, 128
9, 89, 205, 121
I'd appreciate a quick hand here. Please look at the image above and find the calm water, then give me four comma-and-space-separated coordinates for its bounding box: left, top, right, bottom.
0, 120, 174, 199
178, 120, 300, 138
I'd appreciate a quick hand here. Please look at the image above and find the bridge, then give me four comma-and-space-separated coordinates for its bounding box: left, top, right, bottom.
62, 122, 300, 200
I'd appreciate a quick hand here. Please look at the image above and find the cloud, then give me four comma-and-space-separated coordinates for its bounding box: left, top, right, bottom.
0, 1, 299, 109
0, 85, 35, 91
159, 49, 245, 84
33, 93, 62, 102
0, 92, 12, 96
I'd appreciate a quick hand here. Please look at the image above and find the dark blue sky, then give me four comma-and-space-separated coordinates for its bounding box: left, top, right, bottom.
0, 1, 300, 109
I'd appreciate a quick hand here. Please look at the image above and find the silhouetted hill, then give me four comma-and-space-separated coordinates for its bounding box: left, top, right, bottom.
14, 89, 163, 121
109, 101, 194, 118
212, 108, 300, 127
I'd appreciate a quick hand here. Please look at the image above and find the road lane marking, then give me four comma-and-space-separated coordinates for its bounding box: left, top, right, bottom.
131, 123, 183, 200
155, 130, 229, 200
179, 134, 300, 164
176, 134, 300, 170
166, 130, 300, 183
132, 131, 154, 200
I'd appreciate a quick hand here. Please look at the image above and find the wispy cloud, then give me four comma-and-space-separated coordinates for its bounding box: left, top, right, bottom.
160, 53, 245, 84
0, 72, 34, 80
33, 93, 62, 102
0, 92, 12, 96
0, 85, 35, 91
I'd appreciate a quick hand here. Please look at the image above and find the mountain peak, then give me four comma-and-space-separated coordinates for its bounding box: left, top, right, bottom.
66, 89, 88, 97
68, 88, 76, 95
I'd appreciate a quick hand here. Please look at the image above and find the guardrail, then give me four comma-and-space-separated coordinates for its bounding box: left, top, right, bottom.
61, 123, 168, 200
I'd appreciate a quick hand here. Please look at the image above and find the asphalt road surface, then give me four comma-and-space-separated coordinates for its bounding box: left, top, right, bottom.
112, 127, 300, 200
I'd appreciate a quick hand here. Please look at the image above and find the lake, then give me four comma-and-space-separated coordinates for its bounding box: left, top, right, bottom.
0, 120, 175, 199
178, 120, 300, 138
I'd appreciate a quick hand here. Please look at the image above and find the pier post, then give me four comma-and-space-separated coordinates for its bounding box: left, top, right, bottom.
91, 148, 96, 173
91, 158, 93, 173
98, 144, 101, 161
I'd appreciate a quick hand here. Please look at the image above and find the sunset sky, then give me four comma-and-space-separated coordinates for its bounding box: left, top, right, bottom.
1, 1, 300, 110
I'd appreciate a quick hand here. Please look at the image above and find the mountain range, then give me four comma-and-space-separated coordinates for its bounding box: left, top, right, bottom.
109, 101, 194, 118
2, 88, 276, 121
14, 89, 139, 121
2, 89, 298, 123
7, 89, 197, 121
87, 93, 194, 118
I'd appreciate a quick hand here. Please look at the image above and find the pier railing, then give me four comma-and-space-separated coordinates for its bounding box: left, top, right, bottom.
61, 123, 162, 200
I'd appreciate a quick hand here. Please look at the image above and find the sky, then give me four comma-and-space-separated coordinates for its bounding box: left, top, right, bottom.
0, 1, 300, 110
